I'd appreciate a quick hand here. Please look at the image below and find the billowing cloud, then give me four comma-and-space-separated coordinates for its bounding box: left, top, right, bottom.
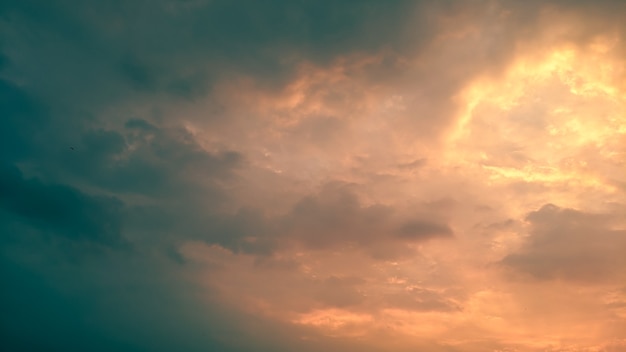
500, 204, 626, 283
280, 182, 453, 254
1, 0, 625, 351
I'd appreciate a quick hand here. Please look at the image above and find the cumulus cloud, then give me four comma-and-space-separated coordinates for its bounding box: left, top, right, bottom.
499, 204, 626, 283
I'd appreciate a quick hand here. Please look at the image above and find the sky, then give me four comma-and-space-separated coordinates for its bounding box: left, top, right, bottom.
1, 0, 625, 351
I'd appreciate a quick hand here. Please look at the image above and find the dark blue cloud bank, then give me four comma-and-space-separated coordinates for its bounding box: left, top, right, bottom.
0, 1, 420, 350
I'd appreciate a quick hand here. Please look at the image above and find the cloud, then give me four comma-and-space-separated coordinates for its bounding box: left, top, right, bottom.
62, 120, 243, 198
396, 220, 453, 240
0, 0, 420, 110
0, 249, 325, 352
499, 204, 626, 283
0, 79, 48, 164
1, 0, 625, 351
314, 275, 366, 308
384, 286, 461, 313
280, 182, 453, 257
0, 163, 125, 248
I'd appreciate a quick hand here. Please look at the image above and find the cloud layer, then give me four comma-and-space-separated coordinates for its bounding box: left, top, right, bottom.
1, 0, 625, 351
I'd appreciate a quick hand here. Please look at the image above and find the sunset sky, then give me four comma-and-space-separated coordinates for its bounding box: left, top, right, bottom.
1, 1, 625, 351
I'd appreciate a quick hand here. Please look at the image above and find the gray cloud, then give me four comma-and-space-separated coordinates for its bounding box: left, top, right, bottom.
0, 0, 419, 109
280, 182, 453, 256
61, 121, 243, 198
396, 220, 453, 241
499, 204, 626, 283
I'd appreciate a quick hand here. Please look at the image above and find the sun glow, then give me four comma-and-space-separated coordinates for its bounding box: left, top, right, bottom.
446, 40, 625, 210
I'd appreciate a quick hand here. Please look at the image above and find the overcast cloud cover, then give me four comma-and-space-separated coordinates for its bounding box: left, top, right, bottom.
1, 0, 625, 351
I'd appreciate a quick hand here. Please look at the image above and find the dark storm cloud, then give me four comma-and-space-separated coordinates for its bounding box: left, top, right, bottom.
0, 163, 124, 247
0, 251, 326, 352
0, 0, 275, 343
0, 258, 142, 352
61, 120, 243, 198
0, 79, 47, 163
0, 86, 246, 253
499, 204, 626, 283
0, 0, 424, 254
0, 0, 418, 107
